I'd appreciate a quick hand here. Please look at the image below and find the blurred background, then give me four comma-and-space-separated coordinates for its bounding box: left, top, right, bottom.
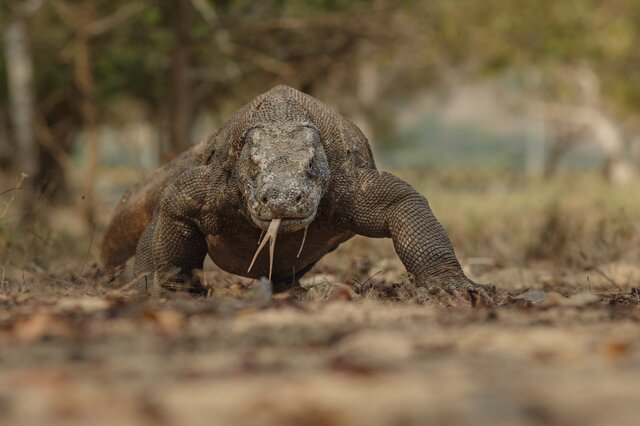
4, 4, 640, 424
2, 0, 640, 272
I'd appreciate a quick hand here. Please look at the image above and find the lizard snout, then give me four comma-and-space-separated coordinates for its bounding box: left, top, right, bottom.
257, 184, 308, 218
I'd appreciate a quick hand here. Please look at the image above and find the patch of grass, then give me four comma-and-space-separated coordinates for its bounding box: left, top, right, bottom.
400, 171, 640, 266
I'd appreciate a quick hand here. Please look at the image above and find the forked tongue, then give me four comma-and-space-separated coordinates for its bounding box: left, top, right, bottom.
247, 218, 282, 281
297, 226, 308, 258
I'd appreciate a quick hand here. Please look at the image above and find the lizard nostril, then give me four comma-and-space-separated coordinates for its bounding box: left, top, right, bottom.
295, 194, 302, 203
261, 195, 269, 204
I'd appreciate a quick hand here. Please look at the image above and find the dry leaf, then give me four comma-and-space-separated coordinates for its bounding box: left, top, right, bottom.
143, 309, 187, 334
55, 297, 110, 313
13, 313, 70, 343
602, 341, 630, 361
565, 292, 600, 307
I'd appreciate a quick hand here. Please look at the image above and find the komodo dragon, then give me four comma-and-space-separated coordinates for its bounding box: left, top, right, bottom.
101, 85, 494, 301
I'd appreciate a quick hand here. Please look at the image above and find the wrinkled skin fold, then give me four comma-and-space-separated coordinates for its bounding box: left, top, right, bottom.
101, 85, 495, 303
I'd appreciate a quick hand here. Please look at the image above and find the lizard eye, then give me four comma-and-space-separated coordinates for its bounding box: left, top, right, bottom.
306, 159, 318, 179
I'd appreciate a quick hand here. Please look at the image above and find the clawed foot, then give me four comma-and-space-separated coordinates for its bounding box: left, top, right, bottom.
152, 273, 207, 297
425, 277, 496, 306
160, 281, 207, 296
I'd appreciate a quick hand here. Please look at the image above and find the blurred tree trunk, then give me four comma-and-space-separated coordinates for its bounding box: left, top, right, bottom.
73, 0, 100, 226
169, 0, 193, 154
631, 136, 640, 168
0, 109, 12, 170
531, 67, 633, 183
3, 11, 37, 215
48, 0, 145, 222
543, 125, 574, 179
541, 105, 632, 183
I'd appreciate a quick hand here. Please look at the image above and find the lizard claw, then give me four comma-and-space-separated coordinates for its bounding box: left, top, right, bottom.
426, 277, 496, 306
153, 271, 207, 297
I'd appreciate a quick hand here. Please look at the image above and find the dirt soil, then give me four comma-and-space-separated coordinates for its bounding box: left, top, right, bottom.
1, 235, 640, 426
2, 175, 640, 426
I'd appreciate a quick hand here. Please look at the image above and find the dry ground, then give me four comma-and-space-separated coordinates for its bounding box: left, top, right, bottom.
1, 172, 640, 426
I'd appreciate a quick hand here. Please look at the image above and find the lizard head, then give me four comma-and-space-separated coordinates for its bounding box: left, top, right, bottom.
238, 122, 330, 233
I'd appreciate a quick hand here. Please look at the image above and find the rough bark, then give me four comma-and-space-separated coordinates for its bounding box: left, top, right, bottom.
169, 0, 193, 153
73, 0, 100, 226
3, 15, 37, 213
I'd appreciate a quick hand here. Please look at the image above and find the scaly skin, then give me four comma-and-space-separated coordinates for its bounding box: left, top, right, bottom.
101, 85, 495, 302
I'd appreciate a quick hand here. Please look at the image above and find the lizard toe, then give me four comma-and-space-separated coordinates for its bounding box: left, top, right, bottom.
153, 273, 207, 298
427, 278, 495, 306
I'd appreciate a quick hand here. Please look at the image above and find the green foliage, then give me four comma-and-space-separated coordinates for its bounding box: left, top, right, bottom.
5, 0, 640, 156
92, 6, 171, 106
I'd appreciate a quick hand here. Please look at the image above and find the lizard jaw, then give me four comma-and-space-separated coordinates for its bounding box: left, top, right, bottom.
250, 215, 314, 232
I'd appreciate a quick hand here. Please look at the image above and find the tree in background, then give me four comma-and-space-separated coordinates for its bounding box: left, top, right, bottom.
3, 0, 640, 223
49, 0, 145, 226
2, 0, 43, 220
168, 0, 193, 153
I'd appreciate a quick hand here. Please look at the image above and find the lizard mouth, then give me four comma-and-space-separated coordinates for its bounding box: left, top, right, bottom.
251, 215, 314, 232
247, 218, 310, 281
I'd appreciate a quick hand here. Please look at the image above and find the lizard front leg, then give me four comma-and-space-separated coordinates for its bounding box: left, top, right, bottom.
136, 166, 223, 295
345, 170, 495, 303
